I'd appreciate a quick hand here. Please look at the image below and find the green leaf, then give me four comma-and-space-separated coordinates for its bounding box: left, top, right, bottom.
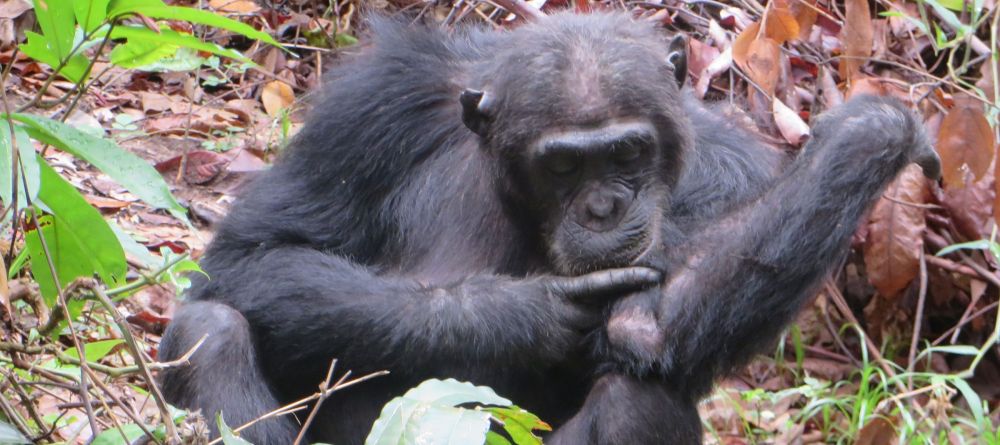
934, 0, 968, 11
936, 240, 991, 256
395, 379, 512, 407
18, 32, 89, 83
64, 338, 124, 362
484, 406, 549, 445
217, 414, 254, 445
109, 26, 248, 64
73, 0, 110, 33
485, 432, 513, 445
949, 377, 986, 429
26, 160, 126, 303
10, 113, 185, 217
0, 124, 40, 211
90, 423, 147, 445
0, 420, 31, 445
108, 4, 280, 48
365, 379, 513, 445
32, 0, 76, 59
131, 46, 206, 72
108, 36, 178, 68
110, 223, 160, 269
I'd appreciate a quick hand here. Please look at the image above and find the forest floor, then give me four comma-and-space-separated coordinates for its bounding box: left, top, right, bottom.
0, 0, 999, 444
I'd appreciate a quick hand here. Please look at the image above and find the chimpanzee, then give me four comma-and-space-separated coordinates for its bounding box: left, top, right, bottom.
158, 11, 940, 445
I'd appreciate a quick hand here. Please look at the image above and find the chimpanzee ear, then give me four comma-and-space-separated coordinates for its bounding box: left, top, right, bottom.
460, 89, 492, 137
666, 35, 688, 87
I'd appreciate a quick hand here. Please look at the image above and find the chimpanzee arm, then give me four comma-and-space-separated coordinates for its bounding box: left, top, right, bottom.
609, 95, 939, 397
195, 246, 659, 379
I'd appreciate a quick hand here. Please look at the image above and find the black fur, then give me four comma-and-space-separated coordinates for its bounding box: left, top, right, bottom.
159, 12, 938, 445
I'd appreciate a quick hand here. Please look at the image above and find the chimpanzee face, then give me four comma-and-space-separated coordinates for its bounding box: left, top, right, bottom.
456, 16, 692, 274
526, 121, 667, 274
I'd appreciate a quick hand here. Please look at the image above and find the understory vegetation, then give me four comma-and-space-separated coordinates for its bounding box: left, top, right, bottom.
0, 0, 998, 444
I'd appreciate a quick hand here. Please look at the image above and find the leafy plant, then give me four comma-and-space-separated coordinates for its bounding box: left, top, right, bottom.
365, 379, 549, 445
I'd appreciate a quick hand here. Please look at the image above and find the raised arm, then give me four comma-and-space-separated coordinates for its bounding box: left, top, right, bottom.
607, 95, 939, 396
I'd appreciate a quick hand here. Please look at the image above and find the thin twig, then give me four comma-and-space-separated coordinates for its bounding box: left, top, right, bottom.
206, 369, 389, 445
291, 359, 338, 445
906, 250, 929, 389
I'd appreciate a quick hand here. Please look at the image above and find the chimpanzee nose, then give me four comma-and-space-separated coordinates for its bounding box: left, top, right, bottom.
579, 186, 628, 232
586, 192, 615, 219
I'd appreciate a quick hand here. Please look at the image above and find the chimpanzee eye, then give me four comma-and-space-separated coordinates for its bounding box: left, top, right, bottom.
545, 153, 579, 175
612, 142, 642, 164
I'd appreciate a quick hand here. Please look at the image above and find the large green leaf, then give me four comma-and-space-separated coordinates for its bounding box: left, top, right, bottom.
18, 31, 89, 83
27, 160, 126, 302
108, 3, 280, 47
31, 0, 76, 59
90, 423, 147, 445
0, 124, 40, 211
64, 339, 124, 362
109, 26, 248, 63
365, 379, 513, 445
217, 414, 253, 445
11, 113, 185, 217
109, 38, 178, 68
73, 0, 110, 33
0, 420, 31, 445
483, 406, 548, 445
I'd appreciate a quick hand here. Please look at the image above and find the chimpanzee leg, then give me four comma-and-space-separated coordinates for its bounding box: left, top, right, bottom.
548, 373, 701, 445
158, 302, 300, 443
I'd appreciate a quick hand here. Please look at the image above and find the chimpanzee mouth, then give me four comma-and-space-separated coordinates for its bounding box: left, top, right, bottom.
553, 219, 655, 275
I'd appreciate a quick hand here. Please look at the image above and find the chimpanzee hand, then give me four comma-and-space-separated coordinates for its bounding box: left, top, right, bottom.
539, 267, 661, 332
808, 95, 940, 180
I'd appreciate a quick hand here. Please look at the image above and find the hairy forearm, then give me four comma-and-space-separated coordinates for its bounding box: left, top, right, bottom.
206, 248, 571, 374
653, 97, 933, 393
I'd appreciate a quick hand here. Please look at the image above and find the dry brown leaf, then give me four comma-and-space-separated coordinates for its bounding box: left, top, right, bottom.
818, 67, 844, 108
864, 164, 929, 297
208, 0, 260, 13
996, 142, 1000, 227
139, 92, 176, 113
941, 168, 994, 241
772, 97, 809, 145
855, 417, 898, 445
261, 80, 295, 117
0, 253, 8, 319
763, 3, 799, 44
745, 37, 781, 95
790, 0, 818, 40
0, 0, 31, 19
937, 99, 995, 189
840, 0, 873, 81
731, 21, 761, 71
695, 47, 733, 98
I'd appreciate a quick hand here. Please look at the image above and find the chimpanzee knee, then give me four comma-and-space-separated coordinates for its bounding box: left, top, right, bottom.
549, 373, 701, 445
159, 302, 299, 443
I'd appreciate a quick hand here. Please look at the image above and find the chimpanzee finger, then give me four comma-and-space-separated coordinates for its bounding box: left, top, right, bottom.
914, 150, 941, 180
551, 267, 662, 304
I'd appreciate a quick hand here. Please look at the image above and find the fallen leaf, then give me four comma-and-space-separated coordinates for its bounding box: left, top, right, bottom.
864, 164, 929, 297
763, 2, 799, 43
84, 195, 131, 210
772, 97, 809, 145
695, 47, 733, 98
261, 80, 295, 117
840, 0, 873, 81
0, 0, 31, 19
745, 37, 781, 95
937, 99, 995, 189
941, 168, 994, 241
732, 21, 761, 70
208, 0, 260, 13
791, 0, 818, 40
856, 417, 898, 445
